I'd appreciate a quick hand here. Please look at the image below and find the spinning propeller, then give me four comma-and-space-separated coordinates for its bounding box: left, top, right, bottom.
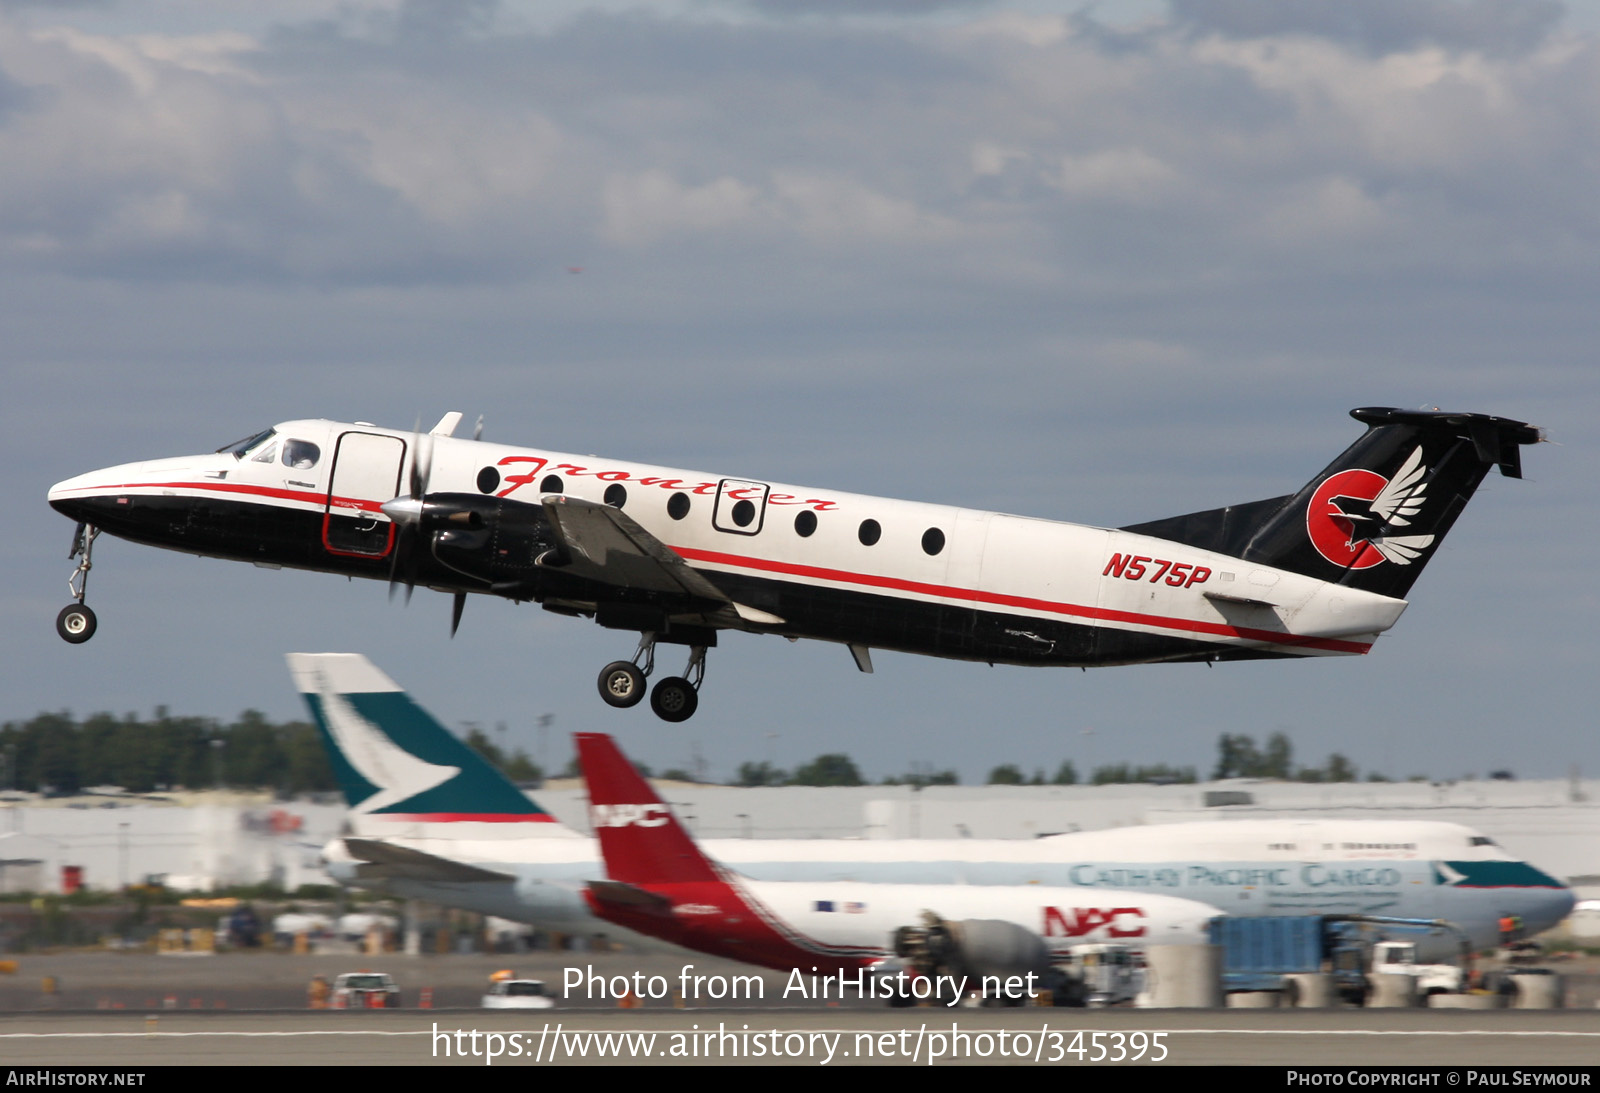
380, 421, 470, 636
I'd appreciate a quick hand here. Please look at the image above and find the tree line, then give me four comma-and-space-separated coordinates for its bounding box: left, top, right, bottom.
0, 709, 1382, 795
0, 709, 335, 796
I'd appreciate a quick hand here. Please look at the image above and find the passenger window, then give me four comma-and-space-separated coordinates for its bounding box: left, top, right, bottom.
282, 439, 321, 470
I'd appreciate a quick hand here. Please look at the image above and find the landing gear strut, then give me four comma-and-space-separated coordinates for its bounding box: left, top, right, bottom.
595, 633, 706, 722
56, 523, 100, 644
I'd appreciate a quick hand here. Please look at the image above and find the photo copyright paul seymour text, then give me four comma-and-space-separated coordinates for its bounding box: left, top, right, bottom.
1289, 1074, 1592, 1087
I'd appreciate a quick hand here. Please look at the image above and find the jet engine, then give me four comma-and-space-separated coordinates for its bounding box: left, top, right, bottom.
891, 911, 1052, 1006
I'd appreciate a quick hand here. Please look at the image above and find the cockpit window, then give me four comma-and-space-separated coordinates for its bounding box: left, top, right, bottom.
281, 439, 321, 470
218, 428, 276, 460
1471, 836, 1497, 847
250, 442, 278, 464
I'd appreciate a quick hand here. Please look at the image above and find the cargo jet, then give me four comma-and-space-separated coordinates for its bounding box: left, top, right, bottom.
575, 729, 1215, 992
296, 654, 1572, 950
52, 408, 1540, 721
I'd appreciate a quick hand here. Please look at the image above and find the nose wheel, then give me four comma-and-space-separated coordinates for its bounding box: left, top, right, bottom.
57, 603, 97, 644
57, 523, 100, 644
596, 635, 706, 721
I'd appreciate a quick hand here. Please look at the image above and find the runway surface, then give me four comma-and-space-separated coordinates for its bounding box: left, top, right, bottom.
1, 951, 1596, 1066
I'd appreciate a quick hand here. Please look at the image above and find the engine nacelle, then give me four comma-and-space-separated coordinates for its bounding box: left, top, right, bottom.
894, 913, 1051, 983
420, 493, 559, 584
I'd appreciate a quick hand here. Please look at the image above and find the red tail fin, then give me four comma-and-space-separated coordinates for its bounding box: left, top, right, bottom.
575, 733, 720, 885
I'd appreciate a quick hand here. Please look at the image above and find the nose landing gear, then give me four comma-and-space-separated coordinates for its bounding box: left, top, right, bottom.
594, 633, 707, 722
56, 523, 100, 644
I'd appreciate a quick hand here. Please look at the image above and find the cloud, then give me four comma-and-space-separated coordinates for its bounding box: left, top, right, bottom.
1170, 0, 1568, 58
0, 2, 1594, 785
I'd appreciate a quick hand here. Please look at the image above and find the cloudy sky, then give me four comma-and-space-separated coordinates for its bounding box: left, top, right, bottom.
3, 0, 1595, 787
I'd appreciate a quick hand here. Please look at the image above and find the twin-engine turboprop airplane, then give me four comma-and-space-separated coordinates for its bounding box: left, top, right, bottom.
52, 407, 1541, 720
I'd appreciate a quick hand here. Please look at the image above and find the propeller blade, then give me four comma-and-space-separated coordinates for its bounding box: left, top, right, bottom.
473, 415, 484, 441
404, 415, 435, 502
450, 592, 466, 637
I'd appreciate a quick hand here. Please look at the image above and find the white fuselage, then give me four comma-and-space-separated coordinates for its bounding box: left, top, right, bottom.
50, 419, 1409, 667
322, 817, 1571, 952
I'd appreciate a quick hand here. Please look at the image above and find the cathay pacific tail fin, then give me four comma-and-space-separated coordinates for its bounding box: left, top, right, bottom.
287, 653, 575, 836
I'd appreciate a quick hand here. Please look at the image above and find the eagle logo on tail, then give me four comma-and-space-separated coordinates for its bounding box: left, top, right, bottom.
1307, 448, 1437, 569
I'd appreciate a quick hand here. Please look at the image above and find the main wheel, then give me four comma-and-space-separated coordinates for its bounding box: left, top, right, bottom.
650, 677, 699, 723
56, 603, 97, 644
597, 661, 647, 708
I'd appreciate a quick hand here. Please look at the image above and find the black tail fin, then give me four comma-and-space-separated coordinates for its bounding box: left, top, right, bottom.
1123, 407, 1543, 600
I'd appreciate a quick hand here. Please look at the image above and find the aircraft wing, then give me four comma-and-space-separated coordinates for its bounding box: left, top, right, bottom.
540, 496, 784, 626
342, 838, 515, 884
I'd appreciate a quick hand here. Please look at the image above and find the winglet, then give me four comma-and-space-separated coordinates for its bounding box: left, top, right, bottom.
575, 733, 721, 885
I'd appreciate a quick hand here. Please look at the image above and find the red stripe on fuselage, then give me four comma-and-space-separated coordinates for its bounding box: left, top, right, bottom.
674, 546, 1373, 655
72, 478, 1371, 655
370, 813, 557, 823
59, 478, 381, 513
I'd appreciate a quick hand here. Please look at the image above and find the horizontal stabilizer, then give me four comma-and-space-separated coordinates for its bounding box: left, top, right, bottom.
586, 879, 674, 915
1202, 590, 1279, 609
342, 838, 514, 883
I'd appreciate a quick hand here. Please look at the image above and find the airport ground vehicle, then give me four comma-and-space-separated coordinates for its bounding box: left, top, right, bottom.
481, 979, 555, 1010
1210, 915, 1472, 1004
1051, 943, 1145, 1007
331, 972, 401, 1009
1369, 940, 1466, 996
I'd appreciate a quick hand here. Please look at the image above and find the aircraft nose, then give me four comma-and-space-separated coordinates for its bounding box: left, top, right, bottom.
47, 470, 118, 523
1533, 877, 1577, 934
48, 455, 214, 525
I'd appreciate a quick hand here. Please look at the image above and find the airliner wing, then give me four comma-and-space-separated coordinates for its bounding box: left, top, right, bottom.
343, 838, 515, 883
540, 496, 784, 625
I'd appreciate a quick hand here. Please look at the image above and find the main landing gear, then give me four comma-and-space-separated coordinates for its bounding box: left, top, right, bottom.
57, 523, 100, 644
595, 633, 706, 723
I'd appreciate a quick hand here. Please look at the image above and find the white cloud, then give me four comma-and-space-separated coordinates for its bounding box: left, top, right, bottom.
1052, 147, 1180, 203
601, 169, 758, 245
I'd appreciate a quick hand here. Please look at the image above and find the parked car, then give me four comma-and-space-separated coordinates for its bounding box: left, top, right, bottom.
482, 979, 555, 1010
